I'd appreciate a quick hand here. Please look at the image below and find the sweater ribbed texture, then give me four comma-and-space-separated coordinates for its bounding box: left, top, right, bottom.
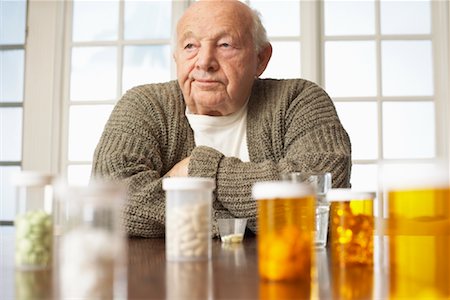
92, 79, 352, 237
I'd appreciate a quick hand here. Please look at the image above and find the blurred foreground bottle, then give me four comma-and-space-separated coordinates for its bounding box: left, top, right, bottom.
12, 171, 54, 270
55, 181, 127, 299
384, 165, 450, 299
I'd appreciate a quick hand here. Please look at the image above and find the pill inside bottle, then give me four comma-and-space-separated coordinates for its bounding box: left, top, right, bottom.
163, 177, 215, 261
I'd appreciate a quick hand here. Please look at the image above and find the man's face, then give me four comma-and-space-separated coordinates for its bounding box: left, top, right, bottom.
174, 1, 260, 116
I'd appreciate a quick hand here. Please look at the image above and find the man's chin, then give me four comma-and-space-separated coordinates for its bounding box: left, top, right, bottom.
192, 91, 226, 103
189, 95, 228, 115
201, 110, 223, 116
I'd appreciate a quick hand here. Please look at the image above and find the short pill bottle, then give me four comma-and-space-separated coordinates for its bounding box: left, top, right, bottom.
12, 171, 54, 270
327, 189, 375, 267
163, 177, 215, 261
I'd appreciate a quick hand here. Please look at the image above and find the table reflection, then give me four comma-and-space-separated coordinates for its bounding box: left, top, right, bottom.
15, 270, 52, 300
259, 279, 311, 300
166, 261, 212, 300
331, 265, 374, 300
316, 248, 332, 299
1, 228, 389, 300
219, 242, 247, 267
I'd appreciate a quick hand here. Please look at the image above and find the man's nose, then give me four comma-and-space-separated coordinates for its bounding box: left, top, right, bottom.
195, 45, 219, 72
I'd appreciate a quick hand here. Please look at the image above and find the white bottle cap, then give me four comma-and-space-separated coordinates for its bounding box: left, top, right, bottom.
11, 171, 54, 187
327, 188, 375, 202
252, 181, 314, 200
162, 177, 215, 191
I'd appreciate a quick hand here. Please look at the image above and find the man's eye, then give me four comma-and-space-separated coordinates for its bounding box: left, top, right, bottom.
220, 43, 230, 48
184, 43, 194, 50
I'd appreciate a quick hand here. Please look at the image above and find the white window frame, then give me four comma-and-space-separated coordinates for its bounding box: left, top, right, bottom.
320, 0, 449, 163
22, 0, 64, 174
434, 0, 450, 168
0, 2, 27, 222
318, 0, 449, 216
59, 1, 189, 184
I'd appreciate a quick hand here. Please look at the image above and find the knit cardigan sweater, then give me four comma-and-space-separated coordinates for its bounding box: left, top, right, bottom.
92, 79, 352, 238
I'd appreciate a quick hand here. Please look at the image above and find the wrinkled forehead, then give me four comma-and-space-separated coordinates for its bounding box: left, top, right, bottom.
176, 1, 253, 40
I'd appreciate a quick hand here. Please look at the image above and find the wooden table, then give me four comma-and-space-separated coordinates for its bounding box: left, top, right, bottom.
1, 226, 381, 299
128, 235, 262, 299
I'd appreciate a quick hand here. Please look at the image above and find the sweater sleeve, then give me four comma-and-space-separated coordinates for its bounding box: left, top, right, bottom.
188, 80, 352, 233
91, 85, 173, 238
93, 132, 166, 238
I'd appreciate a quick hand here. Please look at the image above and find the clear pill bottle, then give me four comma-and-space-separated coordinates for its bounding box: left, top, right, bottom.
55, 181, 127, 300
12, 171, 54, 270
163, 177, 215, 261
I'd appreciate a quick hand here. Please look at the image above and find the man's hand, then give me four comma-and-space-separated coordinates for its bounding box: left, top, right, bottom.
165, 156, 190, 177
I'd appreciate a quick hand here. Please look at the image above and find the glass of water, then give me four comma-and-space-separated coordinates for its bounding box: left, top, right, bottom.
281, 172, 332, 248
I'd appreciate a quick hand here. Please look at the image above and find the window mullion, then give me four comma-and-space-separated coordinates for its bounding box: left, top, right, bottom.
301, 0, 321, 83
117, 0, 125, 98
431, 0, 450, 163
170, 1, 190, 79
375, 0, 383, 164
22, 0, 65, 174
60, 0, 74, 179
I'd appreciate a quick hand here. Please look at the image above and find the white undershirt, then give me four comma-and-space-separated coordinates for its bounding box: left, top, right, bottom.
185, 104, 250, 162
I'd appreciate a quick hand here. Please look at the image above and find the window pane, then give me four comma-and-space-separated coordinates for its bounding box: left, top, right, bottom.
0, 0, 26, 44
72, 0, 119, 41
325, 41, 376, 97
0, 108, 22, 161
381, 41, 433, 96
124, 0, 172, 40
262, 41, 300, 79
0, 166, 20, 221
383, 102, 435, 159
70, 47, 117, 101
380, 0, 431, 35
335, 102, 378, 160
351, 164, 378, 192
324, 0, 375, 36
0, 50, 25, 102
249, 0, 300, 37
68, 105, 113, 161
67, 165, 92, 186
122, 45, 171, 93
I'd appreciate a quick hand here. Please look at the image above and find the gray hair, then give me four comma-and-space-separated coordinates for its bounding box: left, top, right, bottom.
250, 8, 270, 54
172, 5, 270, 55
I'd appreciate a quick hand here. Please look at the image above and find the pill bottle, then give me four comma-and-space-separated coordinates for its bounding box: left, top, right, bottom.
327, 189, 375, 267
55, 181, 127, 299
12, 171, 54, 270
252, 181, 315, 282
162, 177, 215, 261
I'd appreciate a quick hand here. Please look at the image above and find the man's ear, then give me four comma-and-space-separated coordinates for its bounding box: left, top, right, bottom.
173, 52, 177, 63
255, 43, 273, 77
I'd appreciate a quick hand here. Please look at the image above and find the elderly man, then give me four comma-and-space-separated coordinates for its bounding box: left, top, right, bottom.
92, 0, 351, 237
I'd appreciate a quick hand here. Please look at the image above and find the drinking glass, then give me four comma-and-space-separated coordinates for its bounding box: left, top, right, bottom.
281, 172, 332, 248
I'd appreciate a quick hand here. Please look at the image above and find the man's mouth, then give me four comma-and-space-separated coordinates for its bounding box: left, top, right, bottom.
194, 78, 219, 83
192, 79, 221, 89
